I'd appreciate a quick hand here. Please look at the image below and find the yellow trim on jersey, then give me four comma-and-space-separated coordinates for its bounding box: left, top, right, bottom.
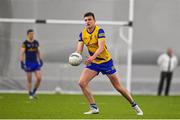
22, 43, 25, 48
81, 26, 111, 64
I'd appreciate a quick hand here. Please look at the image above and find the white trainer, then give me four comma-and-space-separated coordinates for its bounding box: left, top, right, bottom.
29, 95, 37, 100
84, 108, 99, 114
29, 96, 34, 99
133, 105, 143, 116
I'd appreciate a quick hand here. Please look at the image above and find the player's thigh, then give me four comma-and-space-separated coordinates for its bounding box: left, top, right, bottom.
79, 68, 98, 84
34, 70, 42, 80
106, 73, 122, 87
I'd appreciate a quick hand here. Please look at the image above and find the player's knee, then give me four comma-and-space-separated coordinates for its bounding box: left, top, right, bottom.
78, 81, 84, 88
27, 78, 32, 83
78, 81, 87, 88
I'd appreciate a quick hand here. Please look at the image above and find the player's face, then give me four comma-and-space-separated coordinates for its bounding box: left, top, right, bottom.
27, 32, 34, 41
84, 16, 95, 29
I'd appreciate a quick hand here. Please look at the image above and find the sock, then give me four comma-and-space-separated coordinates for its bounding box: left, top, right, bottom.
32, 88, 37, 95
131, 101, 137, 107
29, 91, 33, 96
90, 103, 98, 110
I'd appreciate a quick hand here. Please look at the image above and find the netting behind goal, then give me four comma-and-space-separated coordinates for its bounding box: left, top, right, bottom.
0, 0, 130, 94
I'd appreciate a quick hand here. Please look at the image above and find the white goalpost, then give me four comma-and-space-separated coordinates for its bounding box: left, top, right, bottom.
120, 0, 134, 92
0, 0, 134, 92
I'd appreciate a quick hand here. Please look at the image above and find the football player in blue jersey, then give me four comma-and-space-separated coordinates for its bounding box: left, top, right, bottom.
20, 29, 43, 99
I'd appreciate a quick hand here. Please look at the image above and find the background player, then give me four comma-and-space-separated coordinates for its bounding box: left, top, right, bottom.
19, 29, 43, 99
76, 12, 143, 115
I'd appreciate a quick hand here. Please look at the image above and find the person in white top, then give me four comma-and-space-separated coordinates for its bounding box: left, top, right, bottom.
157, 48, 178, 96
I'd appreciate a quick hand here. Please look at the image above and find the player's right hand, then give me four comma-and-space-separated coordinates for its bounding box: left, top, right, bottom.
39, 59, 43, 67
20, 61, 26, 70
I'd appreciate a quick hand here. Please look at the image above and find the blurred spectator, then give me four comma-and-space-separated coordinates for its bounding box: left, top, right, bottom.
157, 48, 178, 96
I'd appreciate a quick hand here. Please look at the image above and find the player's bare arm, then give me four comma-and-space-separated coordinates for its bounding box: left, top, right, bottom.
86, 39, 105, 64
76, 41, 84, 54
37, 48, 43, 60
19, 47, 25, 62
37, 48, 43, 67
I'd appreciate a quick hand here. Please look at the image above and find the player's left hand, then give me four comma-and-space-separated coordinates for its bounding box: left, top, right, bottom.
84, 56, 95, 65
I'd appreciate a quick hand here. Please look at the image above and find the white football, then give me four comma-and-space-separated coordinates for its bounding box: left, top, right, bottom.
69, 52, 82, 66
54, 86, 61, 94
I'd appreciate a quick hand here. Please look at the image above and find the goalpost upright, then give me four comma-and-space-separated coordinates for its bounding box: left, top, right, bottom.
119, 0, 134, 92
127, 0, 134, 92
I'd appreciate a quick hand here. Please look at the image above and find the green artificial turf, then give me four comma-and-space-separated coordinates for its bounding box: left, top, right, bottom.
0, 93, 180, 119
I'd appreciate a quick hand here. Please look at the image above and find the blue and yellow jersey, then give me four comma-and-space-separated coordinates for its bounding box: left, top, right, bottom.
22, 40, 39, 62
79, 26, 111, 64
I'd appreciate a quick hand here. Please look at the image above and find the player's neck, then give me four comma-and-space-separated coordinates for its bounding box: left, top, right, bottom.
27, 38, 34, 42
87, 26, 96, 34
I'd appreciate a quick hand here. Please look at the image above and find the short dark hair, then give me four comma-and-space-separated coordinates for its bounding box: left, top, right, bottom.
84, 12, 95, 20
27, 29, 34, 35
